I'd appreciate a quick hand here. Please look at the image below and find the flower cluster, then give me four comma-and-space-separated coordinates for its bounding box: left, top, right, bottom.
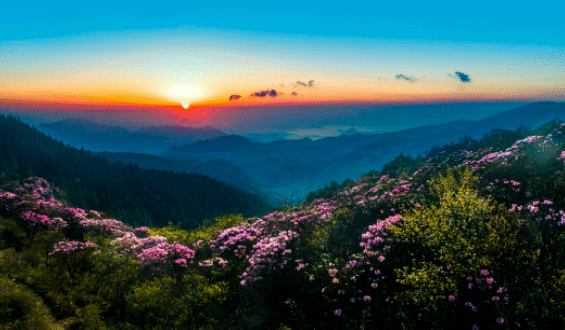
359, 214, 402, 258
110, 232, 168, 257
19, 210, 67, 232
79, 218, 133, 238
137, 242, 195, 270
210, 224, 262, 257
462, 269, 514, 327
458, 133, 561, 170
508, 199, 565, 225
557, 150, 565, 163
0, 179, 68, 234
49, 239, 98, 256
241, 230, 298, 285
14, 177, 59, 200
59, 207, 87, 224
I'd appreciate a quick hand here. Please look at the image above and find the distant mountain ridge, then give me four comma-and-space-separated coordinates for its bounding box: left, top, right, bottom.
166, 135, 255, 155
37, 119, 227, 154
339, 127, 363, 136
134, 125, 225, 144
33, 102, 565, 204
157, 101, 565, 202
38, 118, 131, 143
1, 114, 272, 228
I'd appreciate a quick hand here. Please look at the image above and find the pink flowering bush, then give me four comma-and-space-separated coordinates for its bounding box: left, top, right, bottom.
79, 218, 133, 238
110, 232, 168, 257
137, 241, 195, 275
210, 223, 262, 258
241, 230, 298, 285
48, 239, 99, 280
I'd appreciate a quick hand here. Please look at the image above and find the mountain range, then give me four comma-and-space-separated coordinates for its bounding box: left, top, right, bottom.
38, 119, 225, 154
34, 101, 565, 204
0, 114, 272, 228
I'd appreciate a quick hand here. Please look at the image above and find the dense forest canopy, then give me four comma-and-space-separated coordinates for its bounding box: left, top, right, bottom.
0, 114, 272, 229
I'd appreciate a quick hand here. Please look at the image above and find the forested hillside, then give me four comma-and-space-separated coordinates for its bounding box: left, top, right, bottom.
0, 114, 272, 229
1, 119, 565, 329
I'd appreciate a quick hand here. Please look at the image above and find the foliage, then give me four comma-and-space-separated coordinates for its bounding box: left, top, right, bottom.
1, 119, 565, 329
0, 276, 63, 329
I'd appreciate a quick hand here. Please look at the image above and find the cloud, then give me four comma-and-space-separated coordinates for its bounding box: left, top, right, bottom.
291, 92, 298, 96
229, 94, 242, 101
250, 89, 278, 97
449, 71, 472, 83
296, 80, 315, 87
395, 74, 417, 83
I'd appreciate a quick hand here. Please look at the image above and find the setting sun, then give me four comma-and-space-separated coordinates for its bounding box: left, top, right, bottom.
182, 103, 189, 109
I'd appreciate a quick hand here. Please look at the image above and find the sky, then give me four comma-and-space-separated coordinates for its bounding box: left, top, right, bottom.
1, 0, 564, 136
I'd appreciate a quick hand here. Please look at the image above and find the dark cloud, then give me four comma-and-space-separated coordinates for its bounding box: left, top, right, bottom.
229, 94, 242, 101
296, 80, 315, 87
450, 71, 472, 83
291, 92, 298, 96
250, 89, 278, 97
395, 74, 417, 83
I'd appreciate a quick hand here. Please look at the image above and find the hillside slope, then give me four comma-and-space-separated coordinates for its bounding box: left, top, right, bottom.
0, 114, 272, 229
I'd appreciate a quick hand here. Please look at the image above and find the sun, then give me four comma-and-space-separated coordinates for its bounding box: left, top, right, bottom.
182, 104, 189, 109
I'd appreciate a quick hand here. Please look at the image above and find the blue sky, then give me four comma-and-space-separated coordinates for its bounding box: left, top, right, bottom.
3, 1, 563, 45
1, 1, 564, 136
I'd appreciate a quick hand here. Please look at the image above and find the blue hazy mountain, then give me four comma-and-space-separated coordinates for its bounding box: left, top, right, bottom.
37, 119, 226, 154
36, 102, 565, 204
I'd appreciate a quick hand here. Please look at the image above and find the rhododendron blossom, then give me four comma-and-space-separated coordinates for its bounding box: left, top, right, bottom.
49, 239, 98, 256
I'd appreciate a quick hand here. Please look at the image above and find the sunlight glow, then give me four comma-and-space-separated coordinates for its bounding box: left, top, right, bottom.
182, 103, 189, 109
167, 85, 202, 98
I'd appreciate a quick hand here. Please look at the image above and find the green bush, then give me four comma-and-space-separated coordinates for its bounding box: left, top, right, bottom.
0, 277, 62, 330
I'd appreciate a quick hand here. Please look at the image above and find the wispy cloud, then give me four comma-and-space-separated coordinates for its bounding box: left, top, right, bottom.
291, 91, 298, 96
395, 74, 417, 83
449, 71, 472, 83
229, 94, 242, 101
296, 80, 314, 87
250, 89, 278, 97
